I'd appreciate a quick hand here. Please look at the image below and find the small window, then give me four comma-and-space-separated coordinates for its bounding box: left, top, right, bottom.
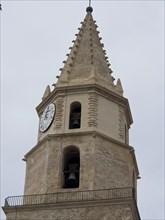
69, 102, 81, 129
63, 147, 80, 189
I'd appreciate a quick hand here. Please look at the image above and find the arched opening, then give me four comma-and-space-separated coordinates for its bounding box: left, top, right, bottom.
69, 102, 81, 129
63, 146, 80, 189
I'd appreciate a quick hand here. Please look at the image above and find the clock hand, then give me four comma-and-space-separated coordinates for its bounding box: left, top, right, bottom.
45, 110, 51, 118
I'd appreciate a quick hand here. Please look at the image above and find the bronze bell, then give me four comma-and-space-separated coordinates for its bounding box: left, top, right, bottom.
65, 163, 78, 188
66, 172, 78, 187
72, 119, 80, 128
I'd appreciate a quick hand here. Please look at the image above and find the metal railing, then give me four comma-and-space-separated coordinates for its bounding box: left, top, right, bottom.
4, 187, 133, 207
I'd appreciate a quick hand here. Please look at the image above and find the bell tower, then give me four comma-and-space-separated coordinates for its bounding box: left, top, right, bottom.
3, 5, 141, 220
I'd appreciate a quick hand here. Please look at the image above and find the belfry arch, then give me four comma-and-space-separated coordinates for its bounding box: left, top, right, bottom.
62, 146, 80, 189
69, 102, 81, 129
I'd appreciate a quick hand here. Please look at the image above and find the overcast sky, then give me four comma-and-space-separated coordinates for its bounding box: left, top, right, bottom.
1, 1, 164, 219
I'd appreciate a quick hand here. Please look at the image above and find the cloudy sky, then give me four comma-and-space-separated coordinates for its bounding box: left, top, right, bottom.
1, 1, 164, 219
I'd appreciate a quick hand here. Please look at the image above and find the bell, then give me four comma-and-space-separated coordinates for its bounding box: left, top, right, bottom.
72, 119, 80, 128
66, 172, 77, 187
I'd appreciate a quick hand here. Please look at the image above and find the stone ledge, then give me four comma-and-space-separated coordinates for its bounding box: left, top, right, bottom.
24, 130, 133, 160
2, 197, 140, 220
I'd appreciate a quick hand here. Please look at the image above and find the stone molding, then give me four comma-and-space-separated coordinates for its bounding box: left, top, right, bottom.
2, 197, 140, 220
119, 105, 125, 141
24, 131, 133, 159
88, 93, 99, 128
54, 96, 64, 129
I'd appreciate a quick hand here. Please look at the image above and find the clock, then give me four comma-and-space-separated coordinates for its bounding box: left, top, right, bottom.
39, 103, 56, 132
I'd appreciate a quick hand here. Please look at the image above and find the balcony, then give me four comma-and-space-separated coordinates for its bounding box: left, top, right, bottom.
4, 187, 135, 207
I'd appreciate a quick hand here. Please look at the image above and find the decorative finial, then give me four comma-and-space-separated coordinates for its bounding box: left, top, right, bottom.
86, 0, 93, 13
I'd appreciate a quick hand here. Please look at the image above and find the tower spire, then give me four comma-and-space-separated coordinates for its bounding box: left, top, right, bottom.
56, 8, 123, 95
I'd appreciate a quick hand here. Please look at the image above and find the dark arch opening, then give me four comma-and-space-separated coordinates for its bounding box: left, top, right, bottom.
63, 146, 80, 189
69, 102, 81, 129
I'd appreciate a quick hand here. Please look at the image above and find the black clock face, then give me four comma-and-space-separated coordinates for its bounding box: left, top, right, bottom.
39, 103, 56, 132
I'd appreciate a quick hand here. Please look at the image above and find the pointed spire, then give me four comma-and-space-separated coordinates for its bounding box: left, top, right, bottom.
116, 79, 124, 96
56, 7, 121, 95
42, 85, 51, 100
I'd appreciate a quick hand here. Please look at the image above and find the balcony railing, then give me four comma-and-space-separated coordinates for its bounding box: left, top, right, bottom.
4, 187, 134, 207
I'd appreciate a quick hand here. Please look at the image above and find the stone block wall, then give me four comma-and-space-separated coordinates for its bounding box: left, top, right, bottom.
24, 132, 135, 195
5, 202, 135, 220
94, 135, 133, 189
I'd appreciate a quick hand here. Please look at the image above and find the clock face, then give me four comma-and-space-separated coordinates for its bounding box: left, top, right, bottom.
39, 103, 56, 132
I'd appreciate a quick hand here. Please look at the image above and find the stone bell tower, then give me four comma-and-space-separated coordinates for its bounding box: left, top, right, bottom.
3, 5, 141, 220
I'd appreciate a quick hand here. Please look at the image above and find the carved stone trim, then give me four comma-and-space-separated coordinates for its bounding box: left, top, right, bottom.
119, 105, 125, 140
55, 97, 64, 129
88, 94, 98, 127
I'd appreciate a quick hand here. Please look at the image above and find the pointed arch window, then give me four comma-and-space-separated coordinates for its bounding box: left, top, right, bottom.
69, 102, 81, 129
62, 146, 80, 189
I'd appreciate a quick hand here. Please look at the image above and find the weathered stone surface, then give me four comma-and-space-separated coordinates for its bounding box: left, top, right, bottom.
24, 132, 137, 195
37, 87, 132, 144
56, 13, 116, 93
5, 202, 135, 220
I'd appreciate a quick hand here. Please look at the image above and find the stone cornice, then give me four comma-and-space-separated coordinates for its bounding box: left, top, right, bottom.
130, 148, 141, 179
24, 131, 133, 160
2, 197, 140, 219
